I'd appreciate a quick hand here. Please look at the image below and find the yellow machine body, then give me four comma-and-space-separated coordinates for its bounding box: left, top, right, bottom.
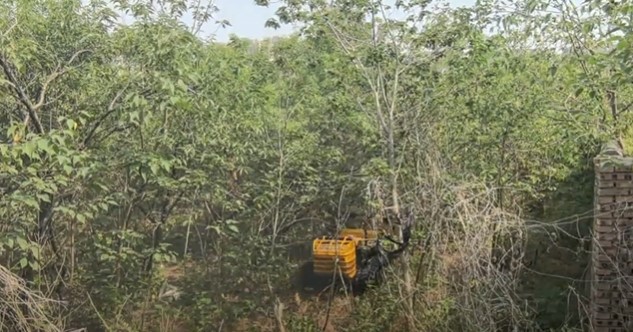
311, 228, 380, 280
312, 236, 357, 279
339, 228, 380, 246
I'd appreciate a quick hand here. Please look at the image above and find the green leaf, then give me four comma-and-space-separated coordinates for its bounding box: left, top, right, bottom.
29, 260, 40, 270
66, 119, 77, 130
16, 237, 28, 249
21, 197, 39, 209
36, 194, 51, 203
22, 142, 36, 158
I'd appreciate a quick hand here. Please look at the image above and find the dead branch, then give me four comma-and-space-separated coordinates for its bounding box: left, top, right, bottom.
0, 263, 63, 332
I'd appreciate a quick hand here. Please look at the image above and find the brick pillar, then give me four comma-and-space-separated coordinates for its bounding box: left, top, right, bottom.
592, 141, 633, 332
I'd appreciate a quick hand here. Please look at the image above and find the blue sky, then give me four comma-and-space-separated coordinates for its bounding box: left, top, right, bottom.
210, 0, 477, 42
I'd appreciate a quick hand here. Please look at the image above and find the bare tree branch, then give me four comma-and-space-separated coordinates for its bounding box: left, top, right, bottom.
31, 49, 91, 113
83, 85, 130, 147
0, 49, 91, 135
0, 53, 46, 134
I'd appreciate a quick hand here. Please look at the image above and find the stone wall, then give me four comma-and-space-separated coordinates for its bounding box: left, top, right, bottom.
592, 140, 633, 332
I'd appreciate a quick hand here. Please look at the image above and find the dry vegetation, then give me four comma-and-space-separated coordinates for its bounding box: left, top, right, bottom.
0, 264, 63, 332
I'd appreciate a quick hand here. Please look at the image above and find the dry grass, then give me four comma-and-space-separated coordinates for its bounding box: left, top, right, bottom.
0, 263, 63, 332
441, 186, 530, 328
412, 181, 537, 331
367, 144, 540, 332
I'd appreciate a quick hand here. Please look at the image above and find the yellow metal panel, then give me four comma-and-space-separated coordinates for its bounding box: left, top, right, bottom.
340, 228, 378, 239
339, 228, 380, 246
312, 237, 357, 279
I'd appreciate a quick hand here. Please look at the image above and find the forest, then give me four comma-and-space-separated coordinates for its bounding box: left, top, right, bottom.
1, 0, 632, 331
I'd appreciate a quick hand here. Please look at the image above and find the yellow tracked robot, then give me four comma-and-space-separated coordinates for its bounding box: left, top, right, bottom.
295, 214, 413, 295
